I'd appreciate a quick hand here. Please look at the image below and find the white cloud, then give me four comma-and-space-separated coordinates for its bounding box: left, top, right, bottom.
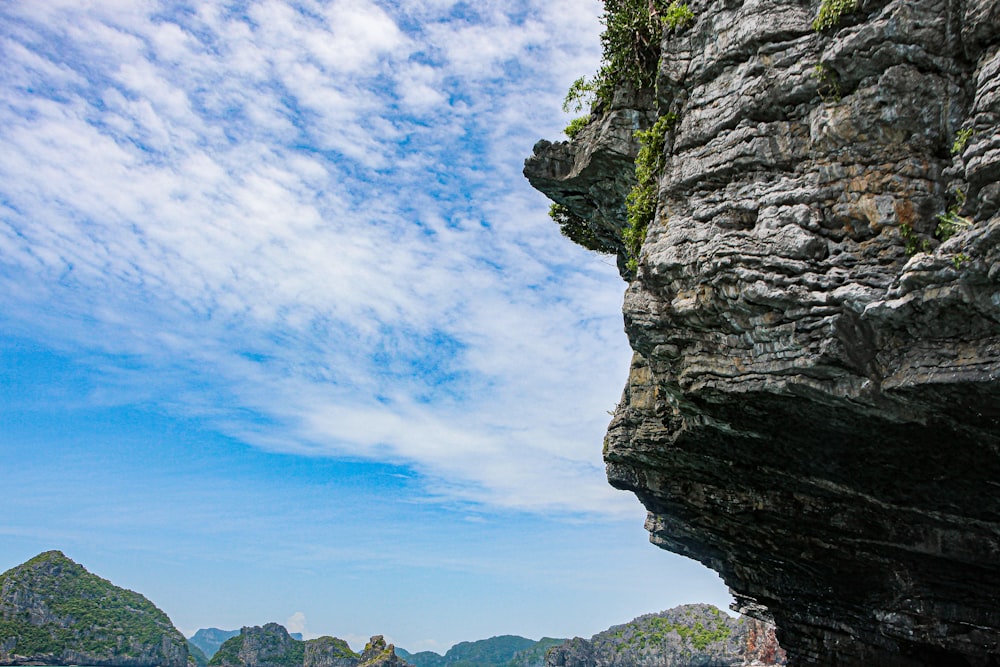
286, 611, 308, 635
0, 0, 626, 516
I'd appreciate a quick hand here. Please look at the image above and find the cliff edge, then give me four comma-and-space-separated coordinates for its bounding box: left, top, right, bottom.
525, 0, 1000, 664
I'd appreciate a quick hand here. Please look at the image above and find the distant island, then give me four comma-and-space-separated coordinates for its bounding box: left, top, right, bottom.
395, 635, 565, 667
0, 551, 783, 667
543, 604, 784, 667
0, 551, 188, 667
209, 624, 407, 667
189, 629, 240, 660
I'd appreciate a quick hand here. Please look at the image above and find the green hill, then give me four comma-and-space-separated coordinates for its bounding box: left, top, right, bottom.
506, 638, 564, 667
0, 550, 188, 667
398, 635, 565, 667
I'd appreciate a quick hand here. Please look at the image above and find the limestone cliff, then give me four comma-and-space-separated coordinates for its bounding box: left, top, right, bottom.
0, 551, 188, 667
544, 604, 784, 667
209, 624, 305, 667
525, 0, 1000, 664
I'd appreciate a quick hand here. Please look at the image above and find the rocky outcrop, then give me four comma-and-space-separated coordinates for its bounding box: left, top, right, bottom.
356, 636, 410, 667
543, 605, 783, 667
0, 551, 188, 667
525, 0, 1000, 664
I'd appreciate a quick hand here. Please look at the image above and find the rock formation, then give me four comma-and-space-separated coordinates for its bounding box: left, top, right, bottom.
525, 0, 1000, 664
544, 604, 783, 667
356, 636, 411, 667
210, 624, 305, 667
0, 551, 188, 667
211, 628, 405, 667
304, 636, 361, 667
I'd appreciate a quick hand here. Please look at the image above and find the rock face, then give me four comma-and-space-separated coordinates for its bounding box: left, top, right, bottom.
0, 551, 188, 667
543, 604, 784, 667
525, 0, 1000, 664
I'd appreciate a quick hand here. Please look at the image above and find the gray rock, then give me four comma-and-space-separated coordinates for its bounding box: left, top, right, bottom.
525, 0, 1000, 663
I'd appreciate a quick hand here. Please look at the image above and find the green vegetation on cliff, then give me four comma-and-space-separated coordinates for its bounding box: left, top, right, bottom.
209, 635, 244, 667
208, 625, 305, 667
551, 0, 693, 265
546, 604, 749, 666
624, 113, 676, 270
0, 551, 187, 666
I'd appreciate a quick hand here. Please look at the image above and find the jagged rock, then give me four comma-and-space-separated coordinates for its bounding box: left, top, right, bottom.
0, 551, 188, 667
357, 636, 411, 667
525, 0, 1000, 664
543, 605, 783, 667
524, 86, 658, 275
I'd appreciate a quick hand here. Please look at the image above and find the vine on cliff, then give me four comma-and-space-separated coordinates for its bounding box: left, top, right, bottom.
625, 113, 676, 271
549, 203, 617, 253
551, 0, 693, 265
562, 0, 695, 112
812, 0, 859, 31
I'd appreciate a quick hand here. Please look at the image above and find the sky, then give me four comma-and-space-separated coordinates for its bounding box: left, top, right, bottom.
0, 0, 733, 654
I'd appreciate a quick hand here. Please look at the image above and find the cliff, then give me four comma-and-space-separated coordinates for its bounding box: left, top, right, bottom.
0, 551, 188, 667
543, 604, 783, 667
524, 0, 1000, 664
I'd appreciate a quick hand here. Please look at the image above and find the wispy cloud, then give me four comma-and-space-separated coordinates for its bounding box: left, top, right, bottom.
0, 0, 628, 515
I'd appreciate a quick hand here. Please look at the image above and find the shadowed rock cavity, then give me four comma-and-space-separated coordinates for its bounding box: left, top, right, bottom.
525, 0, 1000, 664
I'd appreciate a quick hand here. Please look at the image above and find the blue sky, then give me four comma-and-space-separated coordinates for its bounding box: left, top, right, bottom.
0, 0, 732, 653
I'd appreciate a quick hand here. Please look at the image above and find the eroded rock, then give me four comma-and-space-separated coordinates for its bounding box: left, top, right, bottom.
525, 0, 1000, 663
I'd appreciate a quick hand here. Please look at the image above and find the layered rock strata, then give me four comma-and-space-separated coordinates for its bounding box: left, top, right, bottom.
525, 0, 1000, 664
